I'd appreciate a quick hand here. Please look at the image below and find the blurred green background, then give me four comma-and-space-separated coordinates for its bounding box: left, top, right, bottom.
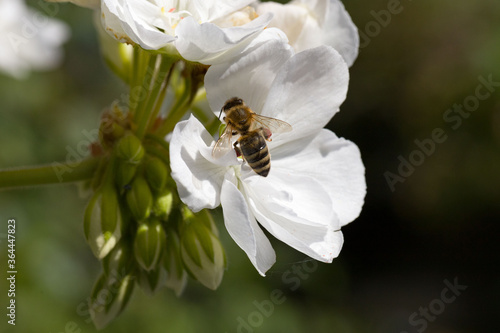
1, 0, 499, 332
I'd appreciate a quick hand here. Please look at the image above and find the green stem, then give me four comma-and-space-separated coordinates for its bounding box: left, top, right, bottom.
146, 60, 177, 133
145, 133, 170, 153
0, 157, 101, 190
136, 57, 176, 138
155, 78, 193, 137
133, 53, 158, 137
129, 46, 144, 115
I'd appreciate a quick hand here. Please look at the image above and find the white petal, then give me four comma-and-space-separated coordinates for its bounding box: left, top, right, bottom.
258, 0, 359, 67
262, 45, 349, 147
170, 115, 235, 212
220, 171, 276, 275
188, 0, 256, 22
255, 1, 308, 47
310, 0, 360, 67
175, 12, 273, 64
101, 1, 133, 44
102, 0, 176, 49
205, 38, 293, 115
273, 129, 366, 226
243, 169, 343, 262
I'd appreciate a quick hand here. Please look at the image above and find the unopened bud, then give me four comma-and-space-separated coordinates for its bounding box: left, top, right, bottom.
144, 156, 168, 193
180, 209, 226, 290
99, 120, 126, 149
126, 175, 153, 221
84, 184, 122, 259
163, 230, 187, 296
89, 272, 135, 330
115, 162, 138, 188
153, 190, 174, 219
134, 218, 167, 271
137, 266, 167, 296
102, 239, 134, 279
115, 133, 145, 164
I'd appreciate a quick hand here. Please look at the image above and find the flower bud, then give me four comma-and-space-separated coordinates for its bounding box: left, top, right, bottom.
144, 156, 168, 193
137, 266, 167, 296
134, 218, 166, 271
89, 271, 135, 330
102, 239, 134, 279
84, 184, 122, 259
153, 189, 174, 219
115, 162, 138, 188
162, 229, 187, 296
180, 208, 226, 290
115, 133, 145, 164
126, 175, 153, 221
99, 118, 126, 149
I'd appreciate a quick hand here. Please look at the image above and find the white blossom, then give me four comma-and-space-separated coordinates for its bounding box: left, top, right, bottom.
0, 0, 70, 79
255, 0, 359, 67
169, 42, 365, 275
100, 0, 280, 64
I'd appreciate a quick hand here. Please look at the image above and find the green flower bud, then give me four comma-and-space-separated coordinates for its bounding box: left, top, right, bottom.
137, 266, 167, 296
134, 218, 167, 271
144, 156, 168, 193
115, 162, 138, 188
126, 175, 153, 221
89, 271, 135, 330
194, 206, 219, 236
99, 119, 126, 149
84, 184, 122, 259
115, 133, 145, 164
153, 190, 174, 219
180, 209, 226, 290
163, 230, 187, 296
102, 239, 134, 278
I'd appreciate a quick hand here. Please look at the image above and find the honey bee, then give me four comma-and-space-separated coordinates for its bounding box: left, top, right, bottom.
212, 97, 292, 177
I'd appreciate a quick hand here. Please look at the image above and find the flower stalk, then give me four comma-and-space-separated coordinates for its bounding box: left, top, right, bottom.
0, 157, 100, 190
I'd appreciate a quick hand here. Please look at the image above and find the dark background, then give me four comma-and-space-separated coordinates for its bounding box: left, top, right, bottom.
1, 0, 499, 332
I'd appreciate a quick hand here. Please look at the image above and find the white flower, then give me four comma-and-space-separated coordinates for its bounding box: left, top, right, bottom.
0, 0, 70, 79
100, 0, 278, 64
255, 0, 359, 67
169, 42, 365, 275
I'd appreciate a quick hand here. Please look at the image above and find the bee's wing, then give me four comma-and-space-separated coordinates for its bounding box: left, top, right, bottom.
252, 114, 293, 134
212, 126, 234, 159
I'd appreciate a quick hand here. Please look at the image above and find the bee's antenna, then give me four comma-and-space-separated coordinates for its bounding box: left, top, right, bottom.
218, 108, 223, 120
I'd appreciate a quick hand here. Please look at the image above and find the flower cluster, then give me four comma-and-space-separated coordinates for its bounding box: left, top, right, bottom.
5, 0, 366, 328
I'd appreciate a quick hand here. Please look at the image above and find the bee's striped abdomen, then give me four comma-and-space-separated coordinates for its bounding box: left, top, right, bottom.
238, 132, 271, 177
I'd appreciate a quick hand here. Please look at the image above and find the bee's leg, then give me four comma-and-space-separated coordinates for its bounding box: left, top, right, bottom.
233, 142, 242, 158
262, 128, 273, 141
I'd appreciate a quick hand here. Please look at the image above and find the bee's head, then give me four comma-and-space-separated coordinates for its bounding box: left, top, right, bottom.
222, 97, 244, 112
